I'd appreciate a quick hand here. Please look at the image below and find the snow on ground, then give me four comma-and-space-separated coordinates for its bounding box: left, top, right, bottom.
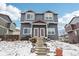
0, 41, 79, 56
46, 40, 79, 56
0, 41, 34, 56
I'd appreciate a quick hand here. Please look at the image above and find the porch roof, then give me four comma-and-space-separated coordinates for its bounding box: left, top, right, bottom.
33, 20, 46, 25
33, 23, 46, 25
33, 20, 46, 23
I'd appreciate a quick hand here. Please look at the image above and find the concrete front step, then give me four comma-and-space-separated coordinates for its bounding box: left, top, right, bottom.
34, 47, 50, 55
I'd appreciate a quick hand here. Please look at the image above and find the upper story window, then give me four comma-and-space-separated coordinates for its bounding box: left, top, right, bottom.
27, 14, 33, 19
25, 13, 35, 20
44, 13, 53, 20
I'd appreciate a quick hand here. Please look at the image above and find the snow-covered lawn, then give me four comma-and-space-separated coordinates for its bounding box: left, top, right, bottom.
0, 41, 34, 56
46, 40, 79, 56
0, 41, 79, 56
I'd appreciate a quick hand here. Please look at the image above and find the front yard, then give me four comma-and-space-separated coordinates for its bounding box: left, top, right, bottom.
0, 40, 79, 56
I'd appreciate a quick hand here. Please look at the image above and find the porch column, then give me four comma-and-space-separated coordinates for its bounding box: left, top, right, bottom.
31, 23, 33, 37
46, 23, 48, 38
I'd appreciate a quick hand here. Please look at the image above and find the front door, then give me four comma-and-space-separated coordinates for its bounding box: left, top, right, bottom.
40, 28, 45, 37
34, 28, 39, 37
34, 28, 45, 37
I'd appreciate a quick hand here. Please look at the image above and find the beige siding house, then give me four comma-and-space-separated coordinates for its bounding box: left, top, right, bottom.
0, 14, 16, 35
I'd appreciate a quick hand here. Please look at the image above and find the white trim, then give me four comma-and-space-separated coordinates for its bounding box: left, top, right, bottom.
44, 13, 53, 20
0, 25, 7, 29
31, 24, 33, 36
33, 23, 46, 25
21, 21, 32, 24
6, 29, 9, 35
40, 28, 45, 37
48, 28, 55, 35
34, 28, 39, 37
75, 30, 77, 36
25, 13, 35, 20
23, 27, 31, 35
46, 23, 48, 37
47, 22, 58, 24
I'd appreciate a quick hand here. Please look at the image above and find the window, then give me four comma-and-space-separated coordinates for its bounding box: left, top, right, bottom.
27, 14, 31, 19
23, 28, 31, 35
27, 14, 33, 20
44, 13, 53, 20
48, 28, 55, 35
26, 13, 35, 20
46, 17, 52, 20
46, 17, 49, 19
49, 17, 52, 19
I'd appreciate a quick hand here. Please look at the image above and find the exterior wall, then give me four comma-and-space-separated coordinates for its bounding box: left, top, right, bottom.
21, 12, 58, 23
53, 14, 58, 22
20, 10, 58, 40
0, 16, 8, 35
20, 23, 31, 38
76, 30, 79, 42
65, 24, 73, 32
13, 30, 20, 35
65, 24, 79, 43
21, 13, 25, 21
0, 17, 8, 28
8, 30, 13, 35
9, 23, 16, 31
35, 14, 44, 20
68, 31, 79, 43
65, 19, 79, 43
48, 23, 58, 40
0, 27, 7, 35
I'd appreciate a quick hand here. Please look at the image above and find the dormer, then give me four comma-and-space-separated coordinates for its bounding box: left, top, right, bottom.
25, 10, 35, 20
44, 11, 53, 20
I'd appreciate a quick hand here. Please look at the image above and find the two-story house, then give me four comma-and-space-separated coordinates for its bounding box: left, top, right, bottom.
0, 14, 16, 35
20, 10, 58, 40
65, 16, 79, 43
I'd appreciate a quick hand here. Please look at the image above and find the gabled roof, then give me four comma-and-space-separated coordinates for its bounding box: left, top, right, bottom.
0, 14, 16, 26
45, 11, 52, 13
0, 14, 12, 22
21, 10, 58, 15
65, 16, 79, 28
45, 10, 58, 14
69, 16, 79, 24
26, 10, 35, 13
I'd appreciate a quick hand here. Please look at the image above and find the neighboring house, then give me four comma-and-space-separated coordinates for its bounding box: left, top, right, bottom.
13, 28, 20, 35
65, 16, 79, 43
0, 14, 16, 35
59, 34, 69, 42
20, 10, 58, 40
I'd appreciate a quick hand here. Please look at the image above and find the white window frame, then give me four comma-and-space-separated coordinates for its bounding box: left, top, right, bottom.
44, 13, 53, 20
25, 13, 35, 20
26, 14, 32, 20
48, 28, 55, 35
23, 27, 31, 35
